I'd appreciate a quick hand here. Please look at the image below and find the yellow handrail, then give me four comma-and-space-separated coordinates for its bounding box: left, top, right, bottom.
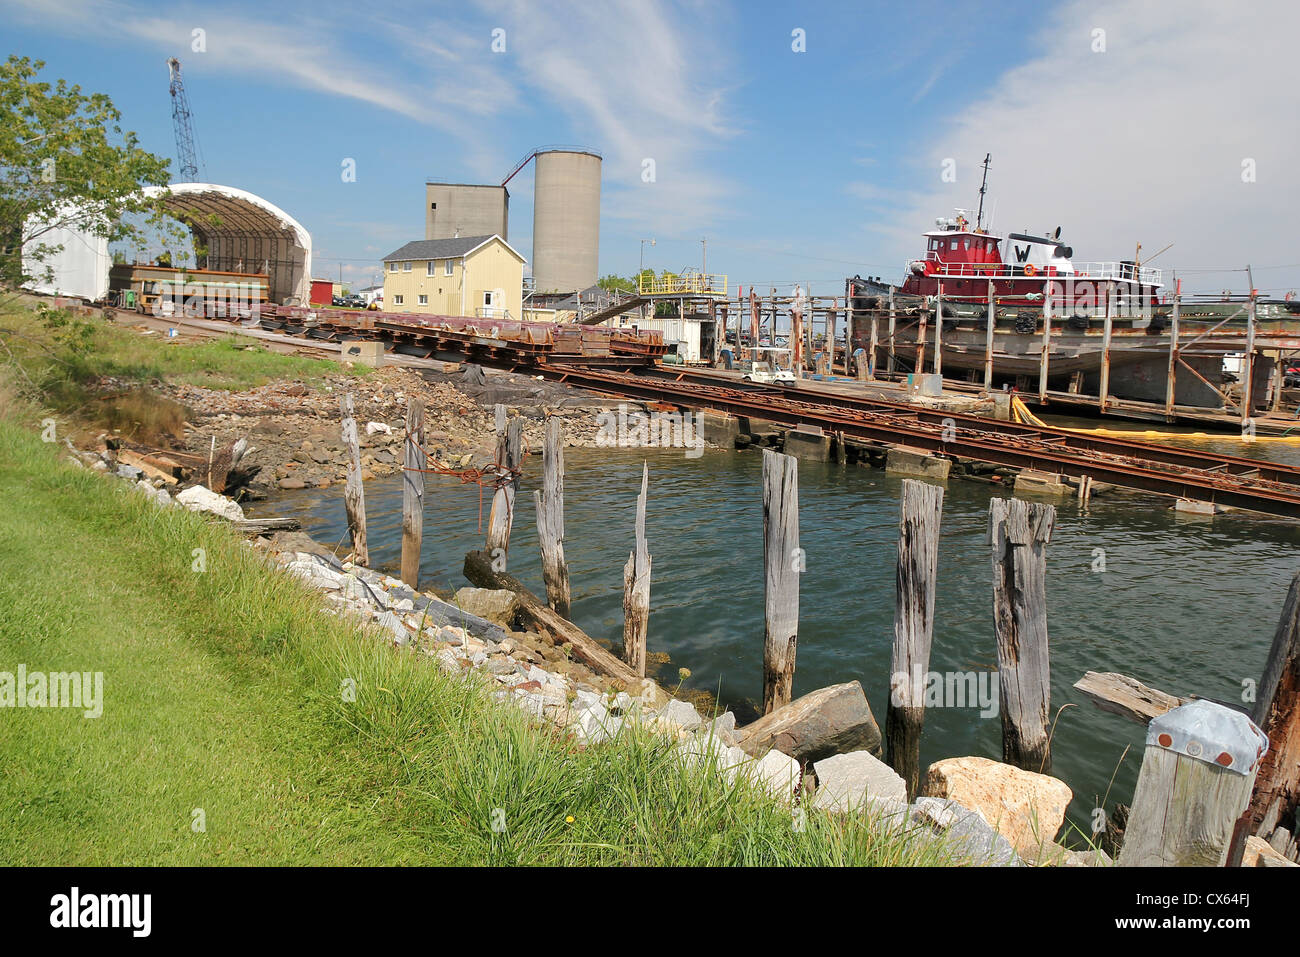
637, 273, 728, 297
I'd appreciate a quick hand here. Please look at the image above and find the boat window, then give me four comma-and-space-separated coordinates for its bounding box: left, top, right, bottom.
963, 239, 970, 250
950, 240, 958, 250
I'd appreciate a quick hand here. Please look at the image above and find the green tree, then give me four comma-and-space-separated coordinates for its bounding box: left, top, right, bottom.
1, 56, 174, 293
598, 273, 635, 294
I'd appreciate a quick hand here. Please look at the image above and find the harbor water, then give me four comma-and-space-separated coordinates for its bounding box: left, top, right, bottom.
258, 435, 1300, 835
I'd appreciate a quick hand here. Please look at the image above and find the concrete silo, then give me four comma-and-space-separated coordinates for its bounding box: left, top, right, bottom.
530, 148, 601, 294
425, 183, 509, 242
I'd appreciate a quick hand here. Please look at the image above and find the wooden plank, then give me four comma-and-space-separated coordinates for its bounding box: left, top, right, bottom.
400, 397, 426, 588
622, 461, 652, 675
485, 404, 523, 567
887, 479, 944, 799
339, 392, 368, 567
1073, 671, 1187, 724
116, 448, 179, 485
762, 449, 800, 714
533, 417, 571, 617
988, 496, 1054, 771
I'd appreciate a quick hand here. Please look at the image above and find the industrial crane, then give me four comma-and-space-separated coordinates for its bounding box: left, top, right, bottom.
166, 57, 203, 183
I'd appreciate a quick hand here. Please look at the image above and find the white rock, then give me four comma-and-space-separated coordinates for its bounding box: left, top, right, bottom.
374, 610, 409, 645
365, 421, 393, 435
811, 750, 907, 813
175, 484, 246, 521
658, 698, 703, 732
747, 749, 801, 801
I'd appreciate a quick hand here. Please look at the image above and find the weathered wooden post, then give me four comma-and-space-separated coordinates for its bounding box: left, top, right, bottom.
400, 397, 426, 588
486, 403, 523, 567
1038, 287, 1052, 404
1164, 288, 1181, 420
533, 417, 571, 617
1099, 281, 1115, 413
1119, 700, 1269, 866
1243, 570, 1300, 853
984, 279, 996, 390
915, 307, 928, 378
933, 284, 943, 378
622, 461, 651, 675
887, 479, 945, 798
762, 449, 800, 713
887, 288, 897, 374
988, 496, 1054, 771
340, 392, 368, 567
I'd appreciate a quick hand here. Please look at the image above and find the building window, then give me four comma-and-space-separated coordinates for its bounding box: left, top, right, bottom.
445, 259, 454, 275
393, 294, 404, 305
427, 261, 436, 276
418, 294, 428, 305
388, 262, 397, 272
403, 262, 412, 272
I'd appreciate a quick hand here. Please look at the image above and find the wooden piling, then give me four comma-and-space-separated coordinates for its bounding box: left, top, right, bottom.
1099, 282, 1114, 413
887, 479, 945, 799
984, 280, 996, 390
486, 404, 523, 566
762, 449, 800, 714
988, 496, 1055, 771
533, 417, 571, 617
622, 461, 652, 675
339, 392, 368, 567
400, 397, 426, 587
1038, 291, 1052, 404
1164, 290, 1180, 420
1120, 700, 1268, 866
1244, 570, 1300, 850
933, 284, 943, 378
915, 308, 928, 378
887, 288, 897, 374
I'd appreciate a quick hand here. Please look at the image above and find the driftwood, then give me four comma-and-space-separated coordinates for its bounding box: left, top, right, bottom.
463, 549, 656, 693
231, 517, 300, 534
485, 404, 523, 567
762, 449, 800, 714
533, 417, 571, 617
989, 496, 1054, 771
116, 448, 179, 484
1073, 671, 1188, 724
887, 479, 944, 799
622, 461, 651, 675
340, 393, 368, 566
736, 681, 882, 764
1246, 570, 1300, 846
401, 397, 426, 588
417, 594, 508, 645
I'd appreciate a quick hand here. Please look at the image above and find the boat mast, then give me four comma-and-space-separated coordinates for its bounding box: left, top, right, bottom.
976, 153, 991, 230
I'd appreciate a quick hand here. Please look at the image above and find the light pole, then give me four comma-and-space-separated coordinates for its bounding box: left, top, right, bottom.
639, 238, 656, 323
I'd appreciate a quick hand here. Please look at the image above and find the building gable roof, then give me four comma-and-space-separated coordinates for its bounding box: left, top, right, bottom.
381, 234, 525, 265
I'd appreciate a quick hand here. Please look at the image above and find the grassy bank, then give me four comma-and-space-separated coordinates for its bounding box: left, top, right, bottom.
0, 304, 968, 866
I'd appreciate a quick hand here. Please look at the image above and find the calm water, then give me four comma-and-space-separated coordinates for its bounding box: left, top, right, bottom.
255, 436, 1300, 832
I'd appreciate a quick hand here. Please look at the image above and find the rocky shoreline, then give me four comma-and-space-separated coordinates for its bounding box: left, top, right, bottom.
57, 429, 1133, 867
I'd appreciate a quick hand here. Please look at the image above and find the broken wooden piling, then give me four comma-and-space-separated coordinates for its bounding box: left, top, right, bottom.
988, 496, 1055, 771
486, 403, 523, 567
887, 479, 944, 799
339, 392, 368, 567
1244, 570, 1300, 853
400, 397, 426, 588
533, 417, 571, 617
762, 449, 800, 714
622, 461, 652, 675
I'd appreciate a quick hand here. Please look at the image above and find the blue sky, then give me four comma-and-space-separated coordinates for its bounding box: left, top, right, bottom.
7, 0, 1299, 297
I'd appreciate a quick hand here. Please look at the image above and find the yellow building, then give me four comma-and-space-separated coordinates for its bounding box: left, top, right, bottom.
380, 235, 525, 319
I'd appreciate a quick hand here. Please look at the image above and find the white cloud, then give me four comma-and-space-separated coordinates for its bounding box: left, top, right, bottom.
873, 0, 1300, 294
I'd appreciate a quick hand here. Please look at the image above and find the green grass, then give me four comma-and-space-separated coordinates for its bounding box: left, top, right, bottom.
0, 406, 973, 865
0, 296, 367, 410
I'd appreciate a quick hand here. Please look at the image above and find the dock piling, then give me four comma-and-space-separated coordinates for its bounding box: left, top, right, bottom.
339, 392, 368, 567
534, 417, 571, 617
762, 449, 801, 713
400, 397, 426, 587
988, 496, 1055, 771
887, 479, 945, 799
622, 461, 652, 675
486, 404, 523, 566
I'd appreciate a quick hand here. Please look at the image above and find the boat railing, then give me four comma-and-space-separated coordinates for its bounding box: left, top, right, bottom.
914, 256, 1162, 286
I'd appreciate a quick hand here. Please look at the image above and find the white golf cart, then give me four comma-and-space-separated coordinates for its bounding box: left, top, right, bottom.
742, 347, 797, 385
